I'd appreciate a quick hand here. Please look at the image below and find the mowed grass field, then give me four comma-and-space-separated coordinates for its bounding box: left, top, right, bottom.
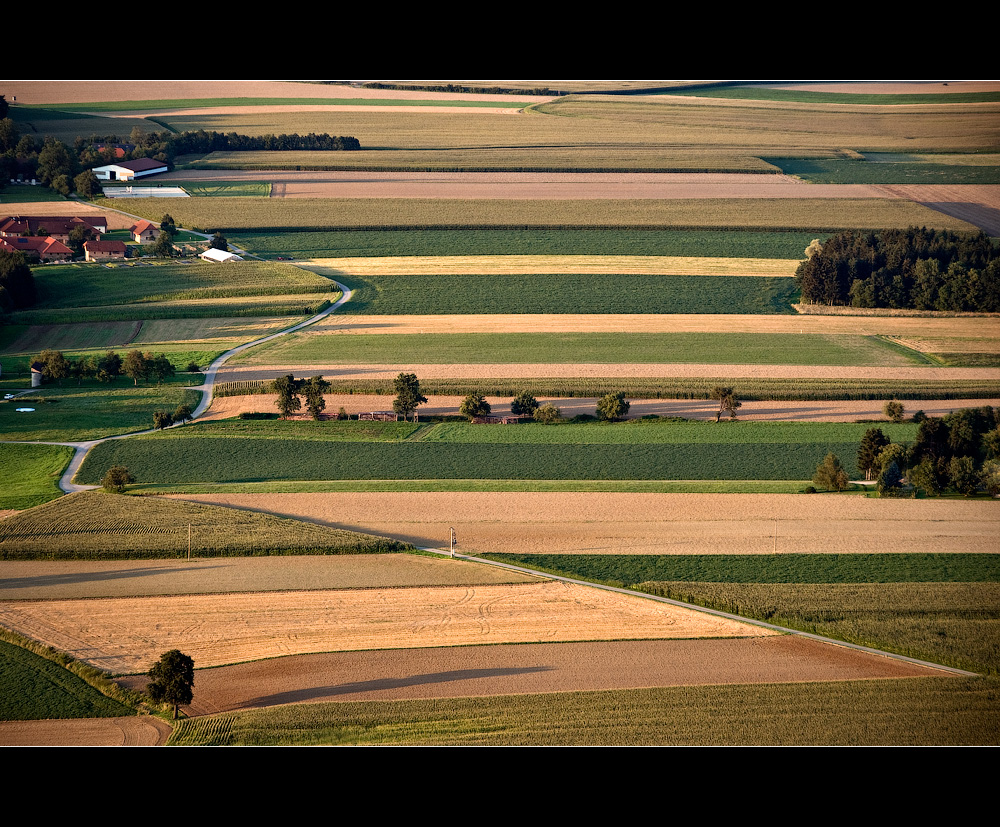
231, 330, 925, 367
0, 443, 73, 509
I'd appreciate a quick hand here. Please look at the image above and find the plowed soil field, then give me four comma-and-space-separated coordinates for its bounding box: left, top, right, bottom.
173, 493, 1000, 557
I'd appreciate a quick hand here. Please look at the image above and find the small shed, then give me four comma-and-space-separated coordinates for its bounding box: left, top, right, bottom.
199, 248, 243, 263
30, 361, 44, 388
472, 414, 528, 425
359, 411, 401, 422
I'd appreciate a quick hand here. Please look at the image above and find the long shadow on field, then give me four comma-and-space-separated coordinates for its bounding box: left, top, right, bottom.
244, 666, 554, 708
0, 565, 224, 592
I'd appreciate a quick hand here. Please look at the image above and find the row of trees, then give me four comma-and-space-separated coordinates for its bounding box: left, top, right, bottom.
795, 227, 1000, 311
275, 374, 331, 420
34, 348, 180, 386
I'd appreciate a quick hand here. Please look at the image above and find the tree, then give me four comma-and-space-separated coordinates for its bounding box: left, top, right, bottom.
147, 649, 194, 720
883, 400, 905, 423
152, 231, 175, 258
909, 458, 942, 497
302, 375, 330, 420
173, 404, 193, 424
73, 169, 101, 200
948, 456, 979, 497
123, 350, 151, 386
102, 464, 135, 493
812, 453, 849, 492
97, 350, 122, 383
148, 353, 175, 385
153, 410, 173, 430
0, 249, 37, 311
857, 427, 891, 481
36, 137, 74, 187
534, 403, 562, 424
710, 386, 741, 422
37, 349, 71, 384
596, 391, 630, 422
460, 393, 491, 421
274, 374, 302, 419
210, 232, 229, 251
159, 214, 177, 237
392, 372, 426, 422
510, 391, 539, 417
878, 460, 904, 497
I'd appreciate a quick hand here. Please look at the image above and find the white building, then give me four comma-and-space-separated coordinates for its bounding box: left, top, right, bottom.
92, 158, 169, 181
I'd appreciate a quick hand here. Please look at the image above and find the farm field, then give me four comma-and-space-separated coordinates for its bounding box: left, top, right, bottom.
3, 80, 999, 746
171, 492, 1000, 558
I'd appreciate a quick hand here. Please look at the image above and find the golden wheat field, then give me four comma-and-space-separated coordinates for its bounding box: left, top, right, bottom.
172, 493, 1000, 557
0, 581, 775, 673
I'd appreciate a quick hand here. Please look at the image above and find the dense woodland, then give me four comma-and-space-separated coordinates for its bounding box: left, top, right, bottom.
795, 227, 1000, 311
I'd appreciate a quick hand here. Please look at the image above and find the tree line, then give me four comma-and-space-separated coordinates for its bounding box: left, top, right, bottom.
0, 119, 360, 197
795, 227, 1000, 311
33, 348, 194, 386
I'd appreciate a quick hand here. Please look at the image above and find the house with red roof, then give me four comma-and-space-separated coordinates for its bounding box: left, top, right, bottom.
83, 240, 127, 261
0, 235, 73, 262
130, 220, 160, 243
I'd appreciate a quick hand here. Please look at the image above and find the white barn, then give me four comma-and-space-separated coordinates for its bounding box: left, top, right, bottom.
199, 248, 243, 263
92, 158, 169, 181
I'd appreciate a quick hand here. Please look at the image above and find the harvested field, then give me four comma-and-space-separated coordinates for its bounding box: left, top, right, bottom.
0, 555, 538, 601
306, 255, 799, 276
201, 393, 1000, 424
0, 582, 774, 673
173, 493, 1000, 558
302, 312, 1000, 338
6, 81, 546, 105
0, 716, 170, 747
131, 637, 947, 716
158, 170, 890, 200
873, 185, 1000, 236
759, 82, 1000, 95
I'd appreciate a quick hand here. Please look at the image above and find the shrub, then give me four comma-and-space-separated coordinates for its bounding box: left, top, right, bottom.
534, 403, 562, 425
102, 464, 134, 493
510, 391, 539, 417
460, 393, 491, 421
884, 400, 905, 423
812, 453, 849, 492
597, 391, 630, 422
153, 411, 173, 430
186, 361, 201, 373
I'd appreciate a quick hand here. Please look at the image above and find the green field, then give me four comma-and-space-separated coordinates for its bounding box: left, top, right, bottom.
0, 639, 132, 721
662, 87, 1000, 106
769, 157, 1000, 184
333, 273, 798, 315
234, 331, 924, 367
0, 384, 202, 442
0, 443, 73, 509
166, 678, 1000, 745
26, 260, 334, 310
75, 417, 895, 484
233, 229, 821, 259
0, 490, 414, 559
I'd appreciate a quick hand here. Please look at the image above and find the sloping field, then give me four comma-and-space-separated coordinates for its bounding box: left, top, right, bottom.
0, 716, 170, 747
174, 493, 1000, 557
154, 637, 946, 716
0, 581, 775, 673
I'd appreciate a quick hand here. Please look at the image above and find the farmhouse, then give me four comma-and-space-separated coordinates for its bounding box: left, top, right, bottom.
92, 158, 169, 182
0, 235, 72, 262
199, 248, 243, 263
0, 215, 107, 242
129, 220, 159, 243
83, 240, 127, 261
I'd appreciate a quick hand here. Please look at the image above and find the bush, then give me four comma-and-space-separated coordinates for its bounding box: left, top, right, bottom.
510, 391, 539, 417
102, 464, 134, 493
812, 453, 849, 492
884, 400, 905, 423
597, 391, 630, 422
534, 403, 562, 425
459, 393, 491, 421
186, 361, 201, 373
153, 411, 173, 430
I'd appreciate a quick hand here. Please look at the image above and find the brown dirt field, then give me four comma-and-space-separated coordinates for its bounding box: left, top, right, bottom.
0, 201, 137, 230
5, 81, 549, 105
303, 312, 1000, 339
305, 254, 798, 276
202, 393, 1000, 424
115, 637, 947, 716
0, 555, 539, 601
174, 492, 1000, 557
217, 362, 1000, 383
0, 715, 170, 747
0, 582, 776, 674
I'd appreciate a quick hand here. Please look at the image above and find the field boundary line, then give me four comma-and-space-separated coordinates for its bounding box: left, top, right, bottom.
422, 547, 982, 678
